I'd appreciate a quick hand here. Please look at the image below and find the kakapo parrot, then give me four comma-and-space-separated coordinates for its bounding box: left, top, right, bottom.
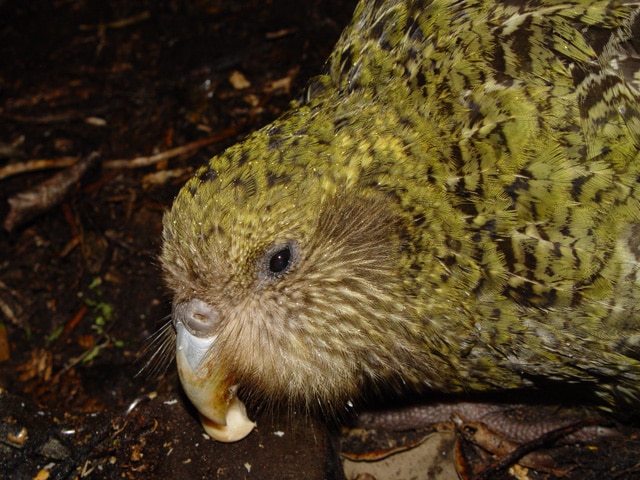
160, 0, 640, 441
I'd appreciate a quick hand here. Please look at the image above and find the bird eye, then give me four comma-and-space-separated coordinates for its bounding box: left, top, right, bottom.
261, 241, 299, 280
269, 246, 291, 274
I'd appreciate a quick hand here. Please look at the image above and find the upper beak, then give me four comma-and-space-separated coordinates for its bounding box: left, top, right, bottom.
174, 299, 256, 442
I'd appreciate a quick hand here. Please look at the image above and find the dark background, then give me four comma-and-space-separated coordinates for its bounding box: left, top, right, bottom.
0, 1, 354, 478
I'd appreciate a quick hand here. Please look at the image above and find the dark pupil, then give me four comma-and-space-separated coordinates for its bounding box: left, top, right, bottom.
269, 247, 291, 273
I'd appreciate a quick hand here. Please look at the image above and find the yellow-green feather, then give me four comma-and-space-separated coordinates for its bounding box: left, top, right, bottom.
162, 0, 640, 411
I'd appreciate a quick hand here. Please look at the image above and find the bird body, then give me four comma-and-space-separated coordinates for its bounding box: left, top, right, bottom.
161, 0, 640, 440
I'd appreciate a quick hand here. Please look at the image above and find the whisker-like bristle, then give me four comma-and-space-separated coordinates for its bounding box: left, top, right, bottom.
135, 315, 176, 378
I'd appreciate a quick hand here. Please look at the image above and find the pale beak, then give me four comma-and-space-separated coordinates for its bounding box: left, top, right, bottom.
174, 300, 256, 442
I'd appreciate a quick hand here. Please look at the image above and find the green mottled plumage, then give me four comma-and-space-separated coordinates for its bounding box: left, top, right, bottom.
162, 0, 640, 411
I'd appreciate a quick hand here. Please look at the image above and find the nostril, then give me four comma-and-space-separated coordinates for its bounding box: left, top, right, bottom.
173, 298, 220, 337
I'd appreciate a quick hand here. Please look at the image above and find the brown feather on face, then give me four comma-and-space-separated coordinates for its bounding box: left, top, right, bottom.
166, 186, 420, 413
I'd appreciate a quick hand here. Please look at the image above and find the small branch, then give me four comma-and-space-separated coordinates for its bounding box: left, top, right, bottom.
79, 10, 150, 31
470, 418, 600, 480
0, 157, 78, 181
2, 130, 240, 230
102, 129, 236, 169
3, 152, 100, 231
0, 129, 238, 181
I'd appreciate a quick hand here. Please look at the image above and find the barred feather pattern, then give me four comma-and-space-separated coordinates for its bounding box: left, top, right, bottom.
162, 0, 640, 413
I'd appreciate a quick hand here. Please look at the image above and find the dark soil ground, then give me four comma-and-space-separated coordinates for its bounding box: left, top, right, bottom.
0, 1, 354, 478
2, 1, 640, 479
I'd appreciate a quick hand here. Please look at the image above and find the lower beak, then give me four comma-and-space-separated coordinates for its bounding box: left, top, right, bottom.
175, 321, 256, 442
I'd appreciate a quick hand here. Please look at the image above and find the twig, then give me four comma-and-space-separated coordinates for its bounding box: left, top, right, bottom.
0, 280, 26, 329
3, 152, 100, 231
0, 157, 78, 181
79, 10, 150, 31
0, 130, 238, 182
470, 418, 600, 480
62, 304, 89, 338
102, 129, 235, 169
1, 131, 240, 230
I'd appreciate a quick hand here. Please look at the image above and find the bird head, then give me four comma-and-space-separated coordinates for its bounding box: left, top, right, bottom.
161, 122, 416, 440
